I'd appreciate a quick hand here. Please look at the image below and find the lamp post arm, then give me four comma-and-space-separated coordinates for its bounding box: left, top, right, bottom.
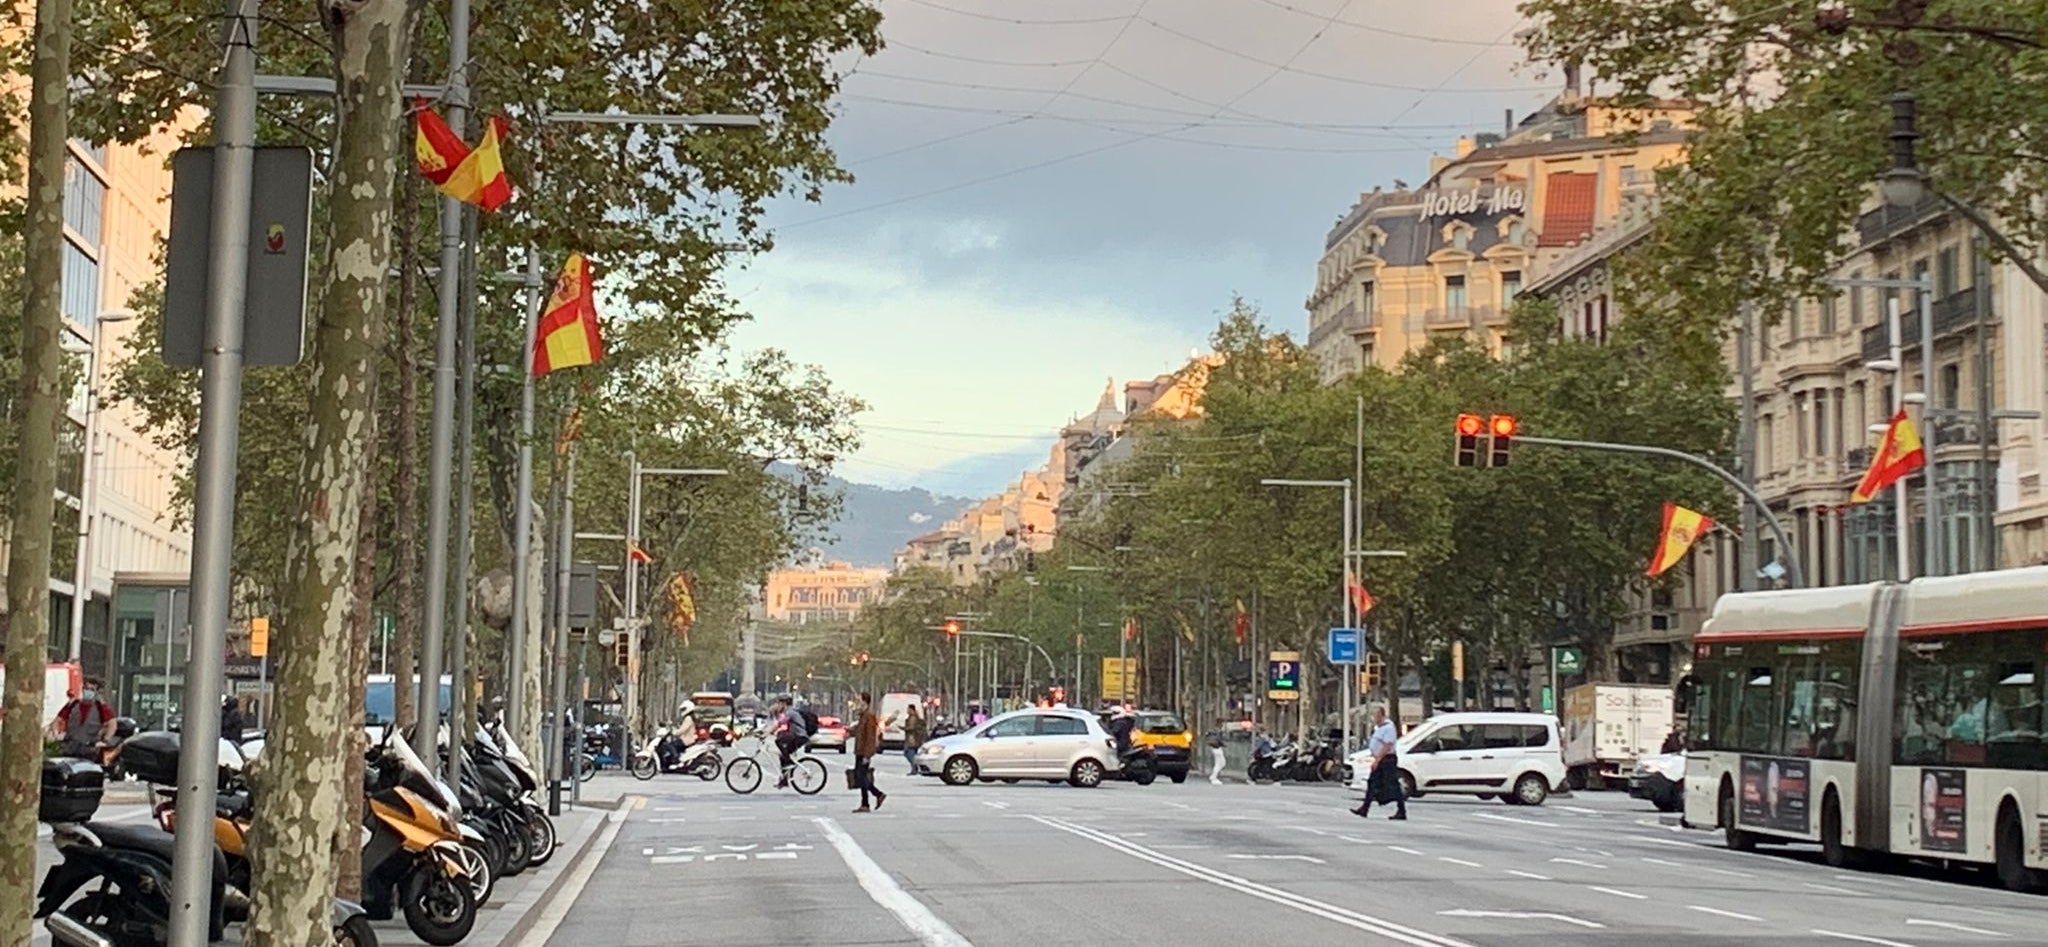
1516, 434, 1804, 588
1936, 191, 2048, 298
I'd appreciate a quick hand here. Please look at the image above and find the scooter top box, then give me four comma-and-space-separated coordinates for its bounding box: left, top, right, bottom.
119, 730, 183, 785
40, 757, 105, 823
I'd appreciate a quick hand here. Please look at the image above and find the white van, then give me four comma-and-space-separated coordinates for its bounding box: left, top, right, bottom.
877, 692, 924, 749
1349, 712, 1568, 806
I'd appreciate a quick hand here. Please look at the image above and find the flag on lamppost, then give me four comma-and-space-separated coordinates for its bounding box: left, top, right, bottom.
1174, 609, 1195, 644
1646, 502, 1714, 577
1851, 410, 1927, 503
1232, 598, 1249, 645
411, 102, 513, 211
627, 542, 652, 565
532, 253, 605, 376
1346, 570, 1376, 617
1122, 616, 1138, 642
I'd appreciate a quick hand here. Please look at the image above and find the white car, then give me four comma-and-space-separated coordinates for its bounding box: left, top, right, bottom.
916, 708, 1120, 788
1349, 711, 1568, 806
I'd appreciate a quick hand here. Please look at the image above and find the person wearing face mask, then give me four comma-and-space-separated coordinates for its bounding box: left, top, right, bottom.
54, 677, 118, 759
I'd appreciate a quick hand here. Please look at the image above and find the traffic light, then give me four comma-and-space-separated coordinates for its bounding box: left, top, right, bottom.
1454, 414, 1483, 467
1488, 414, 1517, 467
943, 620, 961, 637
613, 636, 631, 669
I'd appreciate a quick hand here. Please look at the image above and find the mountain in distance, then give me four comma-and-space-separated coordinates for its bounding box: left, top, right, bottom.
776, 464, 972, 567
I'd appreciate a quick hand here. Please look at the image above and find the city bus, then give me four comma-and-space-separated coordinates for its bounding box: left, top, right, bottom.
1683, 565, 2048, 890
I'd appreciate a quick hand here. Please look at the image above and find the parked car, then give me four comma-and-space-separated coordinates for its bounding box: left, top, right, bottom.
810, 714, 849, 753
1627, 751, 1686, 812
916, 708, 1121, 788
1348, 711, 1567, 806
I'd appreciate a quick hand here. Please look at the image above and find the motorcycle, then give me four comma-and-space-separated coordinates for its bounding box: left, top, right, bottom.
630, 727, 723, 781
1249, 738, 1297, 785
1109, 742, 1158, 786
362, 731, 479, 945
36, 732, 377, 947
481, 717, 558, 869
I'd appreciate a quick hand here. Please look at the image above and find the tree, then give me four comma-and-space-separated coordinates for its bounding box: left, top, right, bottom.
241, 2, 413, 943
1518, 0, 2048, 318
0, 0, 76, 940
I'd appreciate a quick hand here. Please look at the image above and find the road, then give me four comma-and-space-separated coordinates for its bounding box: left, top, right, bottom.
544, 768, 2040, 947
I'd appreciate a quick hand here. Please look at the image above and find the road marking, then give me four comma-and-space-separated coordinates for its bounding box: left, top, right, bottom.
1810, 931, 1918, 947
1572, 846, 1615, 857
1292, 826, 1332, 836
1804, 883, 1863, 896
1641, 836, 1700, 848
1473, 812, 1557, 828
1437, 857, 1483, 868
982, 801, 1009, 810
1640, 857, 1686, 867
1505, 870, 1551, 881
1687, 905, 1762, 922
648, 818, 688, 824
1842, 874, 1901, 887
1559, 805, 1599, 814
1549, 857, 1607, 870
1388, 846, 1425, 856
815, 817, 973, 947
1436, 909, 1601, 929
653, 806, 686, 811
1587, 886, 1647, 900
512, 797, 633, 947
1337, 835, 1376, 845
1163, 801, 1195, 810
1905, 919, 2006, 937
1228, 854, 1326, 864
1027, 816, 1477, 947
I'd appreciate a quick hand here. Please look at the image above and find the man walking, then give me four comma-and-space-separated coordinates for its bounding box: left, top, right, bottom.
901, 703, 927, 775
1351, 704, 1406, 821
851, 692, 887, 813
1205, 726, 1227, 784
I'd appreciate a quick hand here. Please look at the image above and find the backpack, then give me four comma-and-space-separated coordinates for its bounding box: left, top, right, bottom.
797, 706, 820, 736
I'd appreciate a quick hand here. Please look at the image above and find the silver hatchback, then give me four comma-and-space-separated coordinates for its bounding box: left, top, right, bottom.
916, 708, 1121, 788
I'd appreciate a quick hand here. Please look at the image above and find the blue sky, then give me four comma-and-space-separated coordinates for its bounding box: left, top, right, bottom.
725, 0, 1559, 497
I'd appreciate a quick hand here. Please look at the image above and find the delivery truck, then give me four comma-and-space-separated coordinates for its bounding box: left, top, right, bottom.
1559, 682, 1673, 788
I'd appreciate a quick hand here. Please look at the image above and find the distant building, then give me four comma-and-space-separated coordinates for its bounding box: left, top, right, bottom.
761, 559, 890, 624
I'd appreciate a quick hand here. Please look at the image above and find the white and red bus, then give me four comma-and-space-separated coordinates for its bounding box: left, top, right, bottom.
1683, 564, 2048, 890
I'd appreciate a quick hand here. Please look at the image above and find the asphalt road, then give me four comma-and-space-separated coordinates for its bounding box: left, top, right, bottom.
545, 767, 2043, 947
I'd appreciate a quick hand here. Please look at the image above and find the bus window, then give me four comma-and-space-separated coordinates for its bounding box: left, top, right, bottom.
1897, 658, 1950, 765
1738, 667, 1775, 753
1988, 662, 2043, 770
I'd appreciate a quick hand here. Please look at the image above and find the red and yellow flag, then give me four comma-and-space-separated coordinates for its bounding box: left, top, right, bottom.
554, 404, 584, 457
627, 542, 653, 565
1122, 617, 1139, 642
411, 102, 513, 211
532, 253, 604, 376
1346, 570, 1376, 617
1646, 502, 1714, 577
1232, 598, 1249, 645
1851, 410, 1927, 503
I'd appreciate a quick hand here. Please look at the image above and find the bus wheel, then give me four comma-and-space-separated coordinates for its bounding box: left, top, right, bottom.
1996, 806, 2042, 893
1720, 784, 1754, 852
1821, 793, 1852, 869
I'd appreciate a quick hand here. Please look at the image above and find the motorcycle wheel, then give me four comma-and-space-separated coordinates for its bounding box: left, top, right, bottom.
499, 816, 533, 878
458, 841, 494, 905
1318, 759, 1342, 783
524, 805, 559, 868
475, 824, 510, 882
334, 912, 380, 947
1248, 761, 1276, 785
576, 753, 598, 783
629, 755, 659, 780
401, 863, 478, 947
693, 752, 723, 781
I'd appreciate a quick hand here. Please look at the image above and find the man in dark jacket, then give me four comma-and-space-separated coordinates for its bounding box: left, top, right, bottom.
851, 692, 887, 813
220, 695, 246, 745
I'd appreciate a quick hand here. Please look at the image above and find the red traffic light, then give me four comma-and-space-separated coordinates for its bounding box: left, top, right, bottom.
1489, 414, 1518, 438
1455, 414, 1484, 437
943, 620, 961, 636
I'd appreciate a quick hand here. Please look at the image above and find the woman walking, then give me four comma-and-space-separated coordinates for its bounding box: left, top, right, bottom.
901, 704, 927, 775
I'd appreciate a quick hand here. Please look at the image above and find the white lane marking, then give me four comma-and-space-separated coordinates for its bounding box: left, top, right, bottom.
1905, 919, 2007, 937
1549, 857, 1608, 870
1029, 816, 1476, 947
1641, 836, 1700, 849
1163, 801, 1195, 810
1558, 805, 1599, 814
1804, 882, 1863, 896
1228, 854, 1326, 864
513, 797, 633, 947
1292, 826, 1332, 836
648, 818, 688, 824
815, 817, 973, 947
1338, 835, 1376, 845
1587, 886, 1647, 900
1688, 905, 1762, 922
653, 806, 686, 811
1473, 812, 1557, 828
1505, 870, 1552, 881
1810, 930, 1918, 947
1640, 857, 1686, 868
982, 801, 1009, 810
1388, 846, 1425, 856
1437, 909, 1602, 929
1843, 874, 1901, 887
1438, 857, 1483, 868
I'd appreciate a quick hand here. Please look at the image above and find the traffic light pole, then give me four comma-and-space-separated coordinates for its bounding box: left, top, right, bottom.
1515, 434, 1804, 588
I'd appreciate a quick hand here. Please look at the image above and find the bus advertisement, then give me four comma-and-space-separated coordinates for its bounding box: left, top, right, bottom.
1683, 564, 2048, 891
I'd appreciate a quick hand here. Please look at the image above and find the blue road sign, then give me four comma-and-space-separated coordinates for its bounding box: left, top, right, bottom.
1327, 627, 1361, 665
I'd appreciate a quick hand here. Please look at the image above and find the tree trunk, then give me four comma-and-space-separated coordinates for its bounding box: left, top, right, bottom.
0, 0, 73, 940
333, 358, 381, 903
390, 120, 423, 732
244, 3, 410, 943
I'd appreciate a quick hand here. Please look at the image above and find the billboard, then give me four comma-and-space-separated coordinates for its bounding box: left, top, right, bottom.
1738, 755, 1810, 835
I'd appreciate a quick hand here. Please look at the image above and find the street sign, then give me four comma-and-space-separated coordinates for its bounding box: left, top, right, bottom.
1553, 646, 1585, 676
1100, 657, 1138, 702
1268, 650, 1300, 701
164, 146, 313, 367
1326, 628, 1361, 665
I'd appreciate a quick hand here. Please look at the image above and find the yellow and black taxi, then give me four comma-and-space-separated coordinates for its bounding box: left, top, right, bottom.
1101, 708, 1194, 783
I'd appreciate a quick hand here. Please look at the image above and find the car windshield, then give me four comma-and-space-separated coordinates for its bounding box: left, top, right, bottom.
1139, 713, 1186, 734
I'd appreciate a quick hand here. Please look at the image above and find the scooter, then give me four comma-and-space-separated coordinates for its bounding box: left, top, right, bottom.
1109, 742, 1158, 786
629, 728, 723, 781
362, 732, 479, 946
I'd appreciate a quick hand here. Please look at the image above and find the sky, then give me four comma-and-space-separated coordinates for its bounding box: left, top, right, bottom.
724, 0, 1564, 498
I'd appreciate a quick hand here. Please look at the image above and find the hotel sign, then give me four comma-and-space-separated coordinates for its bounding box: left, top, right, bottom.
1419, 185, 1526, 220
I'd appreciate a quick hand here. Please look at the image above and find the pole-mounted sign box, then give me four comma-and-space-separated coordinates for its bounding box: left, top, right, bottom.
163, 146, 313, 367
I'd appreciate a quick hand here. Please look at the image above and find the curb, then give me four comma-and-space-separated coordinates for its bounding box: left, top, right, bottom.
496, 798, 631, 947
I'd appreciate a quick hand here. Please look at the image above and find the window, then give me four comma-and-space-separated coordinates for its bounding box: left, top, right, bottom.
1500, 270, 1522, 306
1937, 246, 1960, 297
1821, 294, 1838, 335
1795, 394, 1809, 457
61, 242, 100, 329
1445, 275, 1467, 313
1758, 415, 1775, 474
1360, 280, 1375, 317
1358, 341, 1375, 367
1036, 715, 1087, 736
1883, 270, 1902, 317
1596, 296, 1610, 342
1940, 364, 1961, 410
1850, 271, 1867, 325
983, 716, 1036, 738
1812, 393, 1827, 458
63, 157, 104, 248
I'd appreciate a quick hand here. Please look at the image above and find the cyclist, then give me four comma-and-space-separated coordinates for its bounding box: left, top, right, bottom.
769, 695, 812, 788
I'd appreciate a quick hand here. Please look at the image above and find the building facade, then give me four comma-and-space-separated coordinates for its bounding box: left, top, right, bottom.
1305, 93, 1692, 381
762, 559, 891, 625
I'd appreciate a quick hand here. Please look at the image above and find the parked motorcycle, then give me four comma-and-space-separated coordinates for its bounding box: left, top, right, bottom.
481, 717, 559, 869
362, 732, 479, 945
630, 727, 723, 781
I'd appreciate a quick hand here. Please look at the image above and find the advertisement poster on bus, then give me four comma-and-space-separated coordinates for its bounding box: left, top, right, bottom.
1919, 768, 1967, 853
1738, 755, 1810, 834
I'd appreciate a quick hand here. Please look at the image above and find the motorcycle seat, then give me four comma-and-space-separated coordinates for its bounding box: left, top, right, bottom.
216, 793, 252, 819
83, 821, 179, 862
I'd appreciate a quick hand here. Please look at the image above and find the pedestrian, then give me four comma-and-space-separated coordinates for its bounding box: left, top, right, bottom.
53, 677, 118, 759
901, 703, 927, 775
1205, 726, 1227, 784
1351, 704, 1406, 821
769, 696, 810, 788
220, 694, 245, 745
850, 692, 887, 813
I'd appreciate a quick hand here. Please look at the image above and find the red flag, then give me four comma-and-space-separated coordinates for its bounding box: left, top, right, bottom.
1851, 410, 1926, 503
1122, 617, 1138, 642
627, 542, 652, 565
1346, 571, 1376, 617
1232, 598, 1249, 645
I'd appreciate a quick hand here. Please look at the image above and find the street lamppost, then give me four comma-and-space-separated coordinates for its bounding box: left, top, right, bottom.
65, 307, 135, 665
1260, 478, 1355, 752
621, 453, 727, 742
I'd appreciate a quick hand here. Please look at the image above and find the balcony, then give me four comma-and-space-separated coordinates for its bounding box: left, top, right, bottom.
1308, 302, 1373, 349
1424, 306, 1490, 329
1857, 287, 1981, 360
1855, 195, 1944, 246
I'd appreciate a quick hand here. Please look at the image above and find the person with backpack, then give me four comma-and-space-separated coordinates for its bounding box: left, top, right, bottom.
53, 677, 118, 758
771, 696, 812, 788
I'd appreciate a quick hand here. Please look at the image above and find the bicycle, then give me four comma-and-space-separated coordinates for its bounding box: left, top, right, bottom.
723, 733, 828, 795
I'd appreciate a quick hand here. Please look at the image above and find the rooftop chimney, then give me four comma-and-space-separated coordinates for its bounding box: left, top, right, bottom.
1455, 135, 1475, 158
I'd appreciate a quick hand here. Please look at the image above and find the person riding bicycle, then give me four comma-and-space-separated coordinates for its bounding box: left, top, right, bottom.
770, 696, 812, 788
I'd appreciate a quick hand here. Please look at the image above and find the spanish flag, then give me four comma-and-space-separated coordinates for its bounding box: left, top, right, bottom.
532, 253, 604, 376
1646, 503, 1714, 577
1122, 617, 1138, 642
628, 542, 653, 565
411, 102, 513, 211
413, 102, 468, 186
1346, 570, 1376, 617
1232, 598, 1249, 645
1851, 410, 1926, 503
